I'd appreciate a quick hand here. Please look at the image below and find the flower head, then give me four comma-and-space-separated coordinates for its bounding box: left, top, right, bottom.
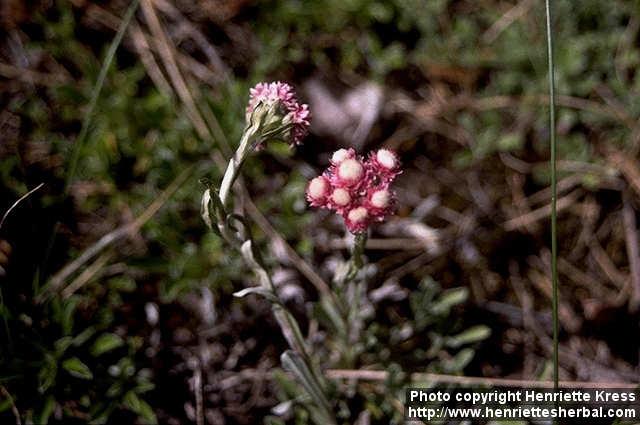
365, 148, 402, 185
246, 81, 310, 147
328, 187, 352, 212
333, 158, 365, 187
306, 176, 330, 207
345, 206, 369, 233
330, 148, 356, 165
366, 187, 394, 219
307, 148, 402, 233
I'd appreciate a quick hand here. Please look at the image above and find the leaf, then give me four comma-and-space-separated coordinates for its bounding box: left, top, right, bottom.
280, 350, 332, 420
60, 296, 79, 336
233, 287, 280, 304
89, 402, 112, 425
497, 132, 523, 151
319, 295, 347, 336
432, 287, 468, 315
265, 416, 287, 425
54, 336, 73, 355
425, 333, 444, 358
123, 392, 157, 424
73, 326, 97, 346
91, 333, 124, 356
200, 189, 214, 230
38, 354, 57, 393
62, 357, 93, 380
37, 397, 56, 424
0, 398, 12, 413
107, 382, 123, 398
445, 325, 491, 348
444, 348, 475, 372
271, 400, 293, 416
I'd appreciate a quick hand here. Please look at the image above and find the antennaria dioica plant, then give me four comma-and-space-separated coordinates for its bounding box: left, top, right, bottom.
201, 82, 406, 421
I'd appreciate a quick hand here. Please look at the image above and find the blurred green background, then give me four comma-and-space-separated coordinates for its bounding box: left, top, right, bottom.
1, 0, 639, 423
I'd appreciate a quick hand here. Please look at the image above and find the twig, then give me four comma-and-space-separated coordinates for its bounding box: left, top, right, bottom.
503, 189, 581, 231
526, 174, 583, 206
152, 0, 231, 79
61, 251, 113, 299
622, 192, 640, 311
140, 0, 211, 142
558, 258, 607, 298
527, 266, 581, 333
608, 151, 640, 198
509, 261, 540, 377
483, 0, 534, 44
590, 239, 628, 290
507, 173, 539, 234
183, 366, 640, 392
129, 22, 174, 98
39, 166, 193, 302
325, 369, 637, 389
0, 385, 21, 425
326, 237, 426, 251
0, 183, 44, 231
387, 251, 438, 281
443, 94, 635, 128
0, 62, 69, 87
194, 367, 204, 425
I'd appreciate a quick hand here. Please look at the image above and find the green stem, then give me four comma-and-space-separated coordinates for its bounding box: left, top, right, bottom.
545, 0, 559, 391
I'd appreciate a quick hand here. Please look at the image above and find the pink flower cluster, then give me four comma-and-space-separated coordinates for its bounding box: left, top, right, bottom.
306, 148, 401, 233
246, 81, 310, 146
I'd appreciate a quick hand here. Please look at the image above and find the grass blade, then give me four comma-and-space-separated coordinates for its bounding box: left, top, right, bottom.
544, 0, 559, 391
42, 0, 140, 283
64, 0, 140, 194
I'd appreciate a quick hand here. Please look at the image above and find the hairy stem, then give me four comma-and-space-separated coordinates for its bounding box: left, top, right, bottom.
218, 129, 255, 207
351, 232, 368, 270
207, 126, 336, 423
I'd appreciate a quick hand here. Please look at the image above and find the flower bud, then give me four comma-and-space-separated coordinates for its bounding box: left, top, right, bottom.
330, 148, 356, 165
376, 149, 398, 170
370, 189, 391, 209
345, 206, 369, 233
306, 176, 330, 207
367, 149, 401, 183
336, 158, 364, 186
330, 188, 351, 209
366, 187, 395, 223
